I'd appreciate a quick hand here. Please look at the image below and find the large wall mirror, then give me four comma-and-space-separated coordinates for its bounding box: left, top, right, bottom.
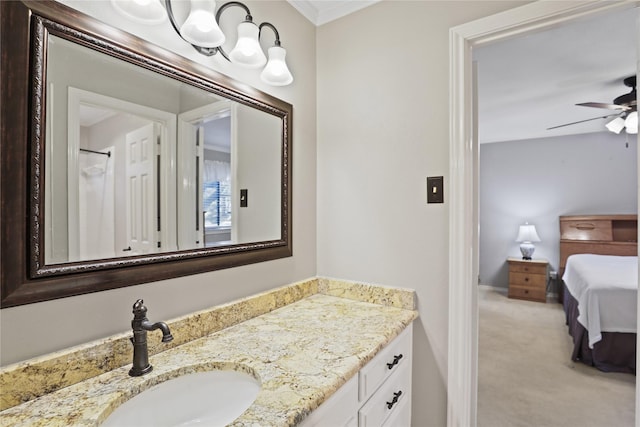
0, 0, 292, 307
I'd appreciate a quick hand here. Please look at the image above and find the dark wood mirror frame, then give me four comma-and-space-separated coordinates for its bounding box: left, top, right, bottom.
0, 0, 292, 308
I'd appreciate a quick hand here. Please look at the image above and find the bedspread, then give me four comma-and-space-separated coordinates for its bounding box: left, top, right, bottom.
562, 254, 638, 348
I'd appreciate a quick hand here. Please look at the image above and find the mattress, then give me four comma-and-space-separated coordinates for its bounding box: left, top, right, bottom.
562, 254, 638, 348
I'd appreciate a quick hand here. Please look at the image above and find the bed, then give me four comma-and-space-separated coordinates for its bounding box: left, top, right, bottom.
559, 215, 638, 374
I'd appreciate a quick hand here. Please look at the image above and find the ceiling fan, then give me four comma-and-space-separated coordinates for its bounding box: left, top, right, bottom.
548, 75, 638, 134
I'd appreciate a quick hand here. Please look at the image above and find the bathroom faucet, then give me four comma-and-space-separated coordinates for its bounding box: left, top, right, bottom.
129, 299, 173, 377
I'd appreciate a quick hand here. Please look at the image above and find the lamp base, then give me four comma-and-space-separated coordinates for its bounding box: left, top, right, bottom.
519, 242, 535, 260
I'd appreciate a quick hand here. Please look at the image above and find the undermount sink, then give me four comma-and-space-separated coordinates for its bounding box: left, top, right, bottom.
102, 368, 261, 427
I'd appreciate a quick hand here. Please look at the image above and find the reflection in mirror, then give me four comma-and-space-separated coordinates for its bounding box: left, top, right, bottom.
0, 0, 292, 308
46, 34, 282, 265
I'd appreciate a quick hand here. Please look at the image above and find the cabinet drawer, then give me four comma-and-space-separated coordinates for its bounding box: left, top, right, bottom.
359, 361, 411, 427
381, 388, 411, 427
508, 285, 546, 302
509, 263, 547, 275
509, 272, 546, 288
560, 219, 612, 241
359, 324, 412, 403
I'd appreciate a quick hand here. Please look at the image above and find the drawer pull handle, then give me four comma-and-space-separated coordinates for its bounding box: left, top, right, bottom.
524, 277, 529, 282
574, 223, 596, 230
386, 391, 403, 409
122, 246, 132, 252
387, 354, 403, 369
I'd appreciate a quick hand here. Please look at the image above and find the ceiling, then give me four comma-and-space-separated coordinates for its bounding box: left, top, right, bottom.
289, 2, 637, 145
475, 6, 637, 144
287, 0, 380, 26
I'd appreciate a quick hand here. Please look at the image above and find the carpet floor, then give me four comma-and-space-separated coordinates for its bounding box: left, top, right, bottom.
478, 286, 635, 427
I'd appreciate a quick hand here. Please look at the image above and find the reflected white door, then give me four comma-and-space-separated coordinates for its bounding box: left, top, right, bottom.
125, 123, 158, 255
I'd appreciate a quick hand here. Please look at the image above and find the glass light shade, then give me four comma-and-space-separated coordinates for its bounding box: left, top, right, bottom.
180, 0, 225, 48
515, 224, 541, 243
625, 111, 638, 134
260, 46, 293, 86
605, 116, 625, 134
111, 0, 166, 24
229, 22, 267, 68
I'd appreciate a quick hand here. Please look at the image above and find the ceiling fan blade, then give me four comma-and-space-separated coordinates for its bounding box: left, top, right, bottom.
547, 113, 621, 130
576, 102, 630, 111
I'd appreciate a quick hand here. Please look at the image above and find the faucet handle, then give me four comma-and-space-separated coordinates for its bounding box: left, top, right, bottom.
132, 299, 148, 317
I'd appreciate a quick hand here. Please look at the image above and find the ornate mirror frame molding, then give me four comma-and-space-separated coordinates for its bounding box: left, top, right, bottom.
0, 0, 293, 308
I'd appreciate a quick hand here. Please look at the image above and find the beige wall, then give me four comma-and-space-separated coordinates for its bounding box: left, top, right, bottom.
0, 0, 317, 364
316, 1, 526, 425
1, 0, 535, 425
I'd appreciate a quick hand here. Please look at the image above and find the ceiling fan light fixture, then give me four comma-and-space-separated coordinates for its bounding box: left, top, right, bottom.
625, 111, 638, 134
605, 117, 625, 134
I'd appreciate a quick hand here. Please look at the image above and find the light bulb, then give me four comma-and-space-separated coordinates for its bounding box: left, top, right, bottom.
260, 46, 293, 86
111, 0, 166, 24
229, 21, 266, 68
180, 0, 225, 48
625, 111, 638, 134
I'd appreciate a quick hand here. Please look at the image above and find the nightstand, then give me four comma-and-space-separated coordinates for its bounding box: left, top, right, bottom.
507, 257, 548, 303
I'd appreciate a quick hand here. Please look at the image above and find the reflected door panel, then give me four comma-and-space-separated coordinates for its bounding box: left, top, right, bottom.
125, 123, 158, 255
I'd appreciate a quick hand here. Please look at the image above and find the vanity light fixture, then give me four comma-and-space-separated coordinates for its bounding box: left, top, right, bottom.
113, 0, 293, 86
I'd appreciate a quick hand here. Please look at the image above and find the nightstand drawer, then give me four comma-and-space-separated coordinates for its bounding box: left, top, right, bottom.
508, 285, 546, 301
509, 272, 546, 288
509, 263, 547, 275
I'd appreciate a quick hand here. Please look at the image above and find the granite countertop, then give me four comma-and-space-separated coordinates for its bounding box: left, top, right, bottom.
0, 279, 417, 426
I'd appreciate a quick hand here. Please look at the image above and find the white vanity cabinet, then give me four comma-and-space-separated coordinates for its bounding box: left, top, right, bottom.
301, 323, 413, 427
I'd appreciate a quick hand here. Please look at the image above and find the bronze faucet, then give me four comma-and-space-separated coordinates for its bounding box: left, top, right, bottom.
129, 299, 173, 377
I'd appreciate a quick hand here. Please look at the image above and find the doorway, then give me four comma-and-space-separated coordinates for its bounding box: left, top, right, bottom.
447, 2, 640, 425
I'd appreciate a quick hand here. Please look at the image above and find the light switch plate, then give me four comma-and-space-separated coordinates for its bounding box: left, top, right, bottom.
427, 176, 444, 204
240, 189, 248, 207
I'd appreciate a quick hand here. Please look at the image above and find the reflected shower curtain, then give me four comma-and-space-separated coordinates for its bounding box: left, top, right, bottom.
78, 146, 115, 260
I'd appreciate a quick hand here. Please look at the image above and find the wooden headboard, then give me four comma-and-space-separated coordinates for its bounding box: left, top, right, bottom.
559, 214, 638, 278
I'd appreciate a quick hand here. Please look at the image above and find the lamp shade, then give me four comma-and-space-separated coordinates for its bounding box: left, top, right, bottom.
625, 111, 638, 134
605, 116, 625, 134
515, 223, 541, 243
229, 21, 267, 68
111, 0, 166, 24
180, 0, 225, 48
260, 46, 293, 86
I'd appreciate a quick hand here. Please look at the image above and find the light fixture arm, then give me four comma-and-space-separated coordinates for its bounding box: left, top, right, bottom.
259, 22, 282, 47
215, 1, 252, 23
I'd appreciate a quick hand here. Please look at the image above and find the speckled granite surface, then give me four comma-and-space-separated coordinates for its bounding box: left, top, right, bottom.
0, 278, 417, 426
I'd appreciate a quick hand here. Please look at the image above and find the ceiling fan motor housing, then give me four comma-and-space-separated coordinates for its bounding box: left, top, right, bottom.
614, 76, 637, 111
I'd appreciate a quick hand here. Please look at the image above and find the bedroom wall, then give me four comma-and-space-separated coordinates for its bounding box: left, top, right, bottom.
479, 132, 638, 290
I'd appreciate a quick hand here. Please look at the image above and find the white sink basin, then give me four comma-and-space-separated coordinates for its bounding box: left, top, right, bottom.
102, 369, 261, 427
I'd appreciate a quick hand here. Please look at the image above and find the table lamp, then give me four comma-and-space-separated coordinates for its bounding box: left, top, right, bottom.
516, 223, 541, 260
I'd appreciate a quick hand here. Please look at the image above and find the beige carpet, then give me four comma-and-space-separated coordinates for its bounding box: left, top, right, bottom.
478, 286, 635, 427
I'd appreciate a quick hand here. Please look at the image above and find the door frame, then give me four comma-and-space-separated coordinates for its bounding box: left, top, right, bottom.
177, 100, 235, 249
447, 1, 640, 426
